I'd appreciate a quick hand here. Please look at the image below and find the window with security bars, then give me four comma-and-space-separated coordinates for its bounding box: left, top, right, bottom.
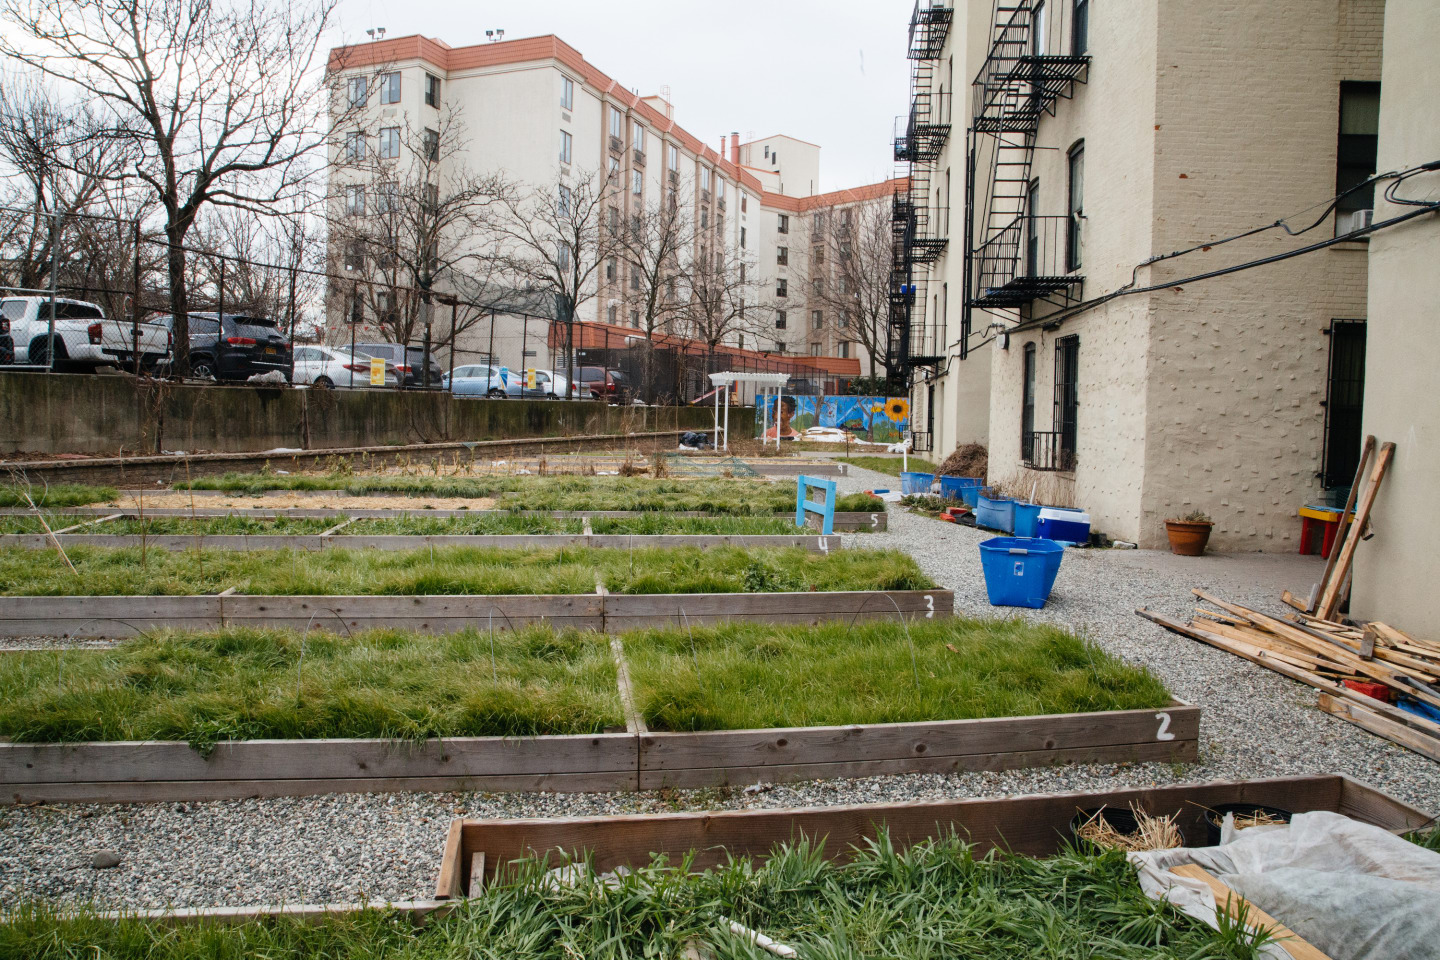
1321, 320, 1366, 489
1053, 335, 1079, 469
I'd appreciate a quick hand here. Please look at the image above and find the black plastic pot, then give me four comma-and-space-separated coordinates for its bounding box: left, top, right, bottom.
1202, 804, 1293, 846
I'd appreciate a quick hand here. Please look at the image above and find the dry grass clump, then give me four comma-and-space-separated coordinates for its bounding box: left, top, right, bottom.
937, 443, 988, 479
1075, 805, 1184, 852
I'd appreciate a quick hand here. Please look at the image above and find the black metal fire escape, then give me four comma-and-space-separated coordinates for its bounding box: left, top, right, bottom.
960, 0, 1090, 359
888, 0, 953, 383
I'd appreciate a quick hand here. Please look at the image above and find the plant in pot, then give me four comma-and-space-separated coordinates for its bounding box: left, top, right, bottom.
1165, 510, 1213, 556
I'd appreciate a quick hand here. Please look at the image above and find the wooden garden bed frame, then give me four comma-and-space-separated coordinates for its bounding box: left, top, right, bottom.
0, 532, 843, 552
1, 695, 1194, 804
0, 507, 889, 532
437, 774, 1431, 897
0, 588, 950, 638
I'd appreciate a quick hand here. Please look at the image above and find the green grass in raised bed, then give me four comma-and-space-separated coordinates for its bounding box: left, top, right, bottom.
834, 455, 940, 477
0, 545, 930, 596
177, 472, 882, 514
0, 626, 621, 744
0, 837, 1280, 959
0, 483, 116, 508
96, 516, 337, 536
624, 618, 1170, 731
345, 514, 586, 535
587, 514, 801, 535
0, 514, 83, 534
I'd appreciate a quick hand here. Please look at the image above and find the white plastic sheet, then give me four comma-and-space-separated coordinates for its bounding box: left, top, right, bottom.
1130, 811, 1440, 960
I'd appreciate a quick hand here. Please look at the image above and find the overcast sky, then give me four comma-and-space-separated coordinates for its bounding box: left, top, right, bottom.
331, 0, 916, 193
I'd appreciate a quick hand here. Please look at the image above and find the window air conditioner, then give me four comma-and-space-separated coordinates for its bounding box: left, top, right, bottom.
1339, 208, 1374, 234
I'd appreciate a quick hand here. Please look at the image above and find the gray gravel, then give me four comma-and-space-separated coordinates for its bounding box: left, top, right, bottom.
1, 462, 1436, 911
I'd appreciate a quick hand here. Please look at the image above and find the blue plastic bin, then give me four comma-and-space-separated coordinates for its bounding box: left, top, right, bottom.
939, 476, 982, 500
900, 471, 935, 495
979, 537, 1065, 608
1036, 508, 1091, 544
1012, 502, 1042, 538
960, 484, 982, 508
975, 495, 1015, 533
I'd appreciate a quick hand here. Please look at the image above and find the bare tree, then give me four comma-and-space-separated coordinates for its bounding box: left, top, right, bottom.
618, 191, 693, 402
678, 239, 762, 367
0, 75, 131, 294
190, 200, 322, 331
327, 106, 508, 364
806, 200, 896, 379
1, 0, 343, 375
492, 170, 618, 398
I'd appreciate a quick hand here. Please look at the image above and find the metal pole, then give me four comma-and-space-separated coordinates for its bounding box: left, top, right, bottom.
487, 307, 496, 391
722, 377, 730, 450
447, 301, 457, 393
45, 210, 57, 372
521, 311, 529, 395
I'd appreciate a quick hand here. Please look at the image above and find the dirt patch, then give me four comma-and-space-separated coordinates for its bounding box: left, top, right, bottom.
937, 444, 988, 480
106, 492, 499, 511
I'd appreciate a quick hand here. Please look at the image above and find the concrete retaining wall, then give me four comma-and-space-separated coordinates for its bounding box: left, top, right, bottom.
0, 373, 717, 455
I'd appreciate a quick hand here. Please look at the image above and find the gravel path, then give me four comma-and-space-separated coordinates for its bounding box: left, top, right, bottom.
2, 462, 1436, 911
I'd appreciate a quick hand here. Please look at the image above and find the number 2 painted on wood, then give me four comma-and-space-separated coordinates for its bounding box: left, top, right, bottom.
1154, 712, 1174, 741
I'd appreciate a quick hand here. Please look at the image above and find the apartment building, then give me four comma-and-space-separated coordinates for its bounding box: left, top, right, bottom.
325, 34, 888, 381
903, 0, 1390, 553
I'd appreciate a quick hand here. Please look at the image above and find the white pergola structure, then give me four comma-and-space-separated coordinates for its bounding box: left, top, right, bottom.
708, 371, 791, 451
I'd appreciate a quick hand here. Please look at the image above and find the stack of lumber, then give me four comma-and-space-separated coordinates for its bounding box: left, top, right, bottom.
1138, 590, 1440, 764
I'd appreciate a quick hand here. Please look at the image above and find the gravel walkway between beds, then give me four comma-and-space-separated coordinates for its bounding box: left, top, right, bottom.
1, 463, 1436, 911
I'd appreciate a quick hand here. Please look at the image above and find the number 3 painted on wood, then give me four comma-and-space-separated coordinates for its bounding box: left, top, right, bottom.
1155, 712, 1174, 741
924, 595, 935, 618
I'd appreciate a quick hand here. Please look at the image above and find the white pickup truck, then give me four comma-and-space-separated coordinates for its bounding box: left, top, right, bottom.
0, 296, 170, 372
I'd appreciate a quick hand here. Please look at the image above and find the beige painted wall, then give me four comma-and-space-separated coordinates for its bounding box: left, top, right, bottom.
1351, 0, 1440, 634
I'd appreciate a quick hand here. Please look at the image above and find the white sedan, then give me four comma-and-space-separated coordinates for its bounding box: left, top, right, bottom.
291, 344, 399, 388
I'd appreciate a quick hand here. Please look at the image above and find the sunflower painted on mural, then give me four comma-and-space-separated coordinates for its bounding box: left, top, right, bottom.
885, 397, 910, 423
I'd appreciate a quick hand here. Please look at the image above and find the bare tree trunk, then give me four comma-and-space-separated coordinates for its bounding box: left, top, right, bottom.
164, 226, 190, 375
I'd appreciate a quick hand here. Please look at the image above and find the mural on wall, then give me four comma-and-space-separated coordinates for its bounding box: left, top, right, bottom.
756, 395, 910, 444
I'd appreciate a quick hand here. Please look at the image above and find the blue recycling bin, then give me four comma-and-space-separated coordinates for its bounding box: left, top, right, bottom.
900, 471, 935, 495
979, 537, 1065, 608
939, 476, 982, 500
975, 495, 1016, 533
1012, 502, 1042, 537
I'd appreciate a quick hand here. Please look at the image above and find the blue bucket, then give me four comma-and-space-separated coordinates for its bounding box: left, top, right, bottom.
939, 476, 982, 500
900, 471, 935, 496
1013, 502, 1042, 538
975, 495, 1015, 533
979, 537, 1065, 608
960, 484, 982, 508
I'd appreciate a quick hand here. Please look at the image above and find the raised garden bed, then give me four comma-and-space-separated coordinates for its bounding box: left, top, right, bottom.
0, 619, 1188, 802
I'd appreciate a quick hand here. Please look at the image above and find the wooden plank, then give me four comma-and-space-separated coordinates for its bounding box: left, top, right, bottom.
1335, 775, 1437, 831
0, 733, 637, 785
640, 705, 1198, 773
640, 740, 1199, 789
90, 900, 453, 927
1310, 435, 1374, 615
1317, 692, 1440, 763
455, 777, 1366, 885
1317, 441, 1394, 620
603, 590, 951, 627
834, 510, 887, 532
1168, 865, 1332, 960
436, 819, 465, 900
467, 852, 486, 899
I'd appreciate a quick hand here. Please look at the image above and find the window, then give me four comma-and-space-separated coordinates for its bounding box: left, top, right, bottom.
1032, 0, 1047, 54
344, 131, 365, 162
609, 157, 620, 181
809, 343, 821, 356
559, 130, 572, 165
632, 121, 645, 153
608, 304, 618, 323
811, 310, 823, 330
606, 258, 617, 281
812, 212, 824, 231
345, 184, 365, 216
557, 242, 571, 272
776, 278, 788, 297
560, 76, 573, 110
812, 278, 823, 296
700, 208, 708, 229
422, 182, 439, 213
839, 342, 849, 359
379, 72, 401, 104
347, 76, 367, 107
608, 207, 619, 235
838, 310, 850, 328
425, 73, 441, 108
423, 128, 439, 161
740, 226, 747, 248
375, 181, 398, 214
1025, 180, 1041, 275
1054, 335, 1079, 468
840, 240, 852, 261
1322, 320, 1367, 487
741, 196, 747, 213
630, 309, 640, 328
632, 170, 642, 195
378, 126, 400, 159
1066, 141, 1084, 271
1021, 342, 1037, 462
345, 241, 364, 272
609, 107, 623, 140
715, 174, 725, 196
777, 214, 789, 234
630, 269, 640, 291
701, 167, 711, 192
763, 146, 769, 159
558, 184, 571, 217
1072, 0, 1089, 55
776, 246, 789, 266
667, 144, 678, 172
813, 246, 824, 265
1336, 82, 1380, 231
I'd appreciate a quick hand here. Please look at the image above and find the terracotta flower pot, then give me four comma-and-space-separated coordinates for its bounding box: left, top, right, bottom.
1165, 520, 1213, 556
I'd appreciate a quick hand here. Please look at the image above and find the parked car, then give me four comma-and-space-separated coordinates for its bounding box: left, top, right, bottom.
443, 363, 506, 397
292, 343, 400, 388
575, 366, 627, 401
353, 342, 444, 388
152, 312, 293, 382
0, 295, 169, 372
